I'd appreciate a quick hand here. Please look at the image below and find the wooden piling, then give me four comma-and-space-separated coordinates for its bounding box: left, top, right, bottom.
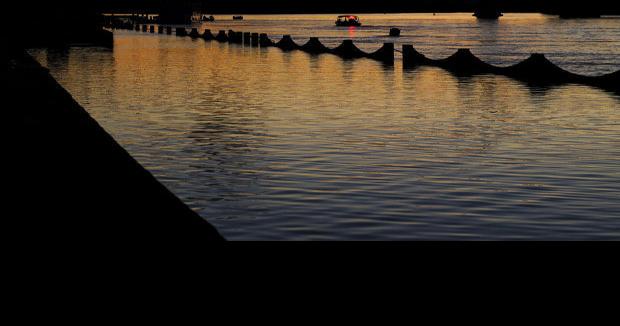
402, 45, 428, 67
259, 33, 274, 47
370, 43, 395, 63
203, 29, 215, 40
227, 30, 235, 43
389, 28, 401, 37
215, 30, 228, 42
176, 28, 188, 37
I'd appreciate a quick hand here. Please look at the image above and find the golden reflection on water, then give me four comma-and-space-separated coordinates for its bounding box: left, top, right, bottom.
29, 16, 620, 239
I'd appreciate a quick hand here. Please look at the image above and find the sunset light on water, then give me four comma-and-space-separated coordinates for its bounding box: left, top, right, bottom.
29, 13, 620, 240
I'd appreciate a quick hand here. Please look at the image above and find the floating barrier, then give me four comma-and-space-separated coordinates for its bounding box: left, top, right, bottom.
122, 26, 617, 92
332, 40, 368, 59
270, 36, 395, 63
189, 28, 200, 38
202, 29, 215, 40
368, 43, 395, 63
402, 45, 619, 92
259, 33, 275, 47
275, 35, 299, 51
300, 37, 331, 54
389, 28, 401, 37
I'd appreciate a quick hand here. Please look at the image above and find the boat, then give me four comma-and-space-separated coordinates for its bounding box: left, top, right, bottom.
233, 16, 244, 20
473, 0, 503, 19
473, 9, 503, 19
191, 13, 215, 22
335, 15, 362, 27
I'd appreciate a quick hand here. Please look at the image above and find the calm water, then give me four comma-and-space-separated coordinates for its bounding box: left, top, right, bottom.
31, 14, 620, 240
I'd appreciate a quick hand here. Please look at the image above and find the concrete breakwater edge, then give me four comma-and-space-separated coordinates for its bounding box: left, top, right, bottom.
7, 49, 225, 249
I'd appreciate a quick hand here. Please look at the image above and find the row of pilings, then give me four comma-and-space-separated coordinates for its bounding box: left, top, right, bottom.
111, 23, 619, 93
192, 27, 396, 64
110, 23, 396, 64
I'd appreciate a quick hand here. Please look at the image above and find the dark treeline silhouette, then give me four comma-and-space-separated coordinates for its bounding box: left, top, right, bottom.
7, 2, 108, 47
96, 0, 620, 14
7, 0, 619, 38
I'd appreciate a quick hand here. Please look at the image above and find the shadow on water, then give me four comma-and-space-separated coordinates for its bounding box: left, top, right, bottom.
45, 48, 70, 73
403, 64, 620, 100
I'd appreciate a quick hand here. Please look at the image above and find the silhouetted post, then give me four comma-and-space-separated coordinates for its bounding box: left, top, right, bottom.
373, 43, 395, 63
203, 29, 215, 40
142, 24, 147, 32
135, 24, 140, 31
150, 25, 155, 33
227, 30, 235, 43
259, 33, 273, 47
166, 26, 172, 35
244, 32, 251, 44
402, 44, 428, 67
158, 25, 164, 34
216, 30, 228, 42
235, 32, 243, 44
251, 33, 259, 47
389, 28, 401, 37
189, 28, 200, 38
176, 27, 188, 37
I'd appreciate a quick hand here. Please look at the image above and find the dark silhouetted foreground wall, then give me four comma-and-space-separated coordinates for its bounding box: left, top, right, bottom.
7, 49, 225, 251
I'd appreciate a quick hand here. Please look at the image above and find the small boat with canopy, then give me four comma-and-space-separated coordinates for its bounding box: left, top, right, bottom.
335, 15, 362, 27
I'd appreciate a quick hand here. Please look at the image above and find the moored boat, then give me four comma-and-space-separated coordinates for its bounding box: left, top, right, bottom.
335, 15, 362, 27
473, 0, 503, 19
473, 9, 503, 19
191, 13, 215, 22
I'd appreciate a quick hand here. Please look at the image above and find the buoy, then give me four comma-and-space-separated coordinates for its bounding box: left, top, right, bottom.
389, 28, 401, 37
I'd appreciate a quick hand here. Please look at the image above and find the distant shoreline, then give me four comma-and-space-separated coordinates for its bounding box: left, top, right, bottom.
103, 10, 620, 15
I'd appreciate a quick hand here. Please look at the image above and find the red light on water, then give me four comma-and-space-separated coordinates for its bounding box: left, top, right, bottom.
348, 26, 356, 38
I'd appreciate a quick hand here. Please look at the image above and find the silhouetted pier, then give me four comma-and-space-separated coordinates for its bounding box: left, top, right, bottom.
8, 49, 225, 247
